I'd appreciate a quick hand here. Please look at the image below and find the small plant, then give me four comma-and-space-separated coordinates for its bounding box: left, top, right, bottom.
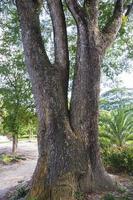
121, 197, 130, 200
117, 186, 126, 194
102, 193, 116, 200
0, 154, 12, 164
0, 154, 26, 165
74, 191, 85, 200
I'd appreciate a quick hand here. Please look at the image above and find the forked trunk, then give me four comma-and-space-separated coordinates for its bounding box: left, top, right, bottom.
16, 1, 116, 199
12, 135, 18, 154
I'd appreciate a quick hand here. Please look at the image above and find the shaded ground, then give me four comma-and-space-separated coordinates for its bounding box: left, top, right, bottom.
0, 141, 133, 200
0, 140, 38, 200
86, 174, 133, 199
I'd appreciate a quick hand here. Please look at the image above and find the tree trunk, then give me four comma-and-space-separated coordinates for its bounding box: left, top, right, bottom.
12, 135, 18, 154
15, 1, 118, 199
29, 130, 33, 141
70, 22, 115, 192
16, 2, 82, 199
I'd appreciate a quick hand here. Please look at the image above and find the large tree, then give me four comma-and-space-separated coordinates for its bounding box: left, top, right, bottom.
11, 0, 133, 199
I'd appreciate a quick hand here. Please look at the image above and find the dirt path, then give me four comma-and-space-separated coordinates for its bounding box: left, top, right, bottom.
0, 141, 38, 200
0, 141, 133, 200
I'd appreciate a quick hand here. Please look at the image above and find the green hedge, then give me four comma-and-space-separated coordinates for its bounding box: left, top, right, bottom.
101, 146, 133, 174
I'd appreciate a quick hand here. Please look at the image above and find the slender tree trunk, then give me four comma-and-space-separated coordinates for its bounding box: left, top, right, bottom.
29, 130, 33, 141
12, 135, 18, 154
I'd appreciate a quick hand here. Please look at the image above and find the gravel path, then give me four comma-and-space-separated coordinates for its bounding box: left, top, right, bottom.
0, 140, 38, 200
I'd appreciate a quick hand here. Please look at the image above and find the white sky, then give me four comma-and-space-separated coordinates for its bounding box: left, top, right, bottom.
101, 71, 133, 94
119, 71, 133, 88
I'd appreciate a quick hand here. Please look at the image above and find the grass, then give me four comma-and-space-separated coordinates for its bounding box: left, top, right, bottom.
0, 154, 26, 165
0, 141, 11, 144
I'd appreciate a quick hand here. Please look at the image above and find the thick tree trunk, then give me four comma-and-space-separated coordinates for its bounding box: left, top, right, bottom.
16, 2, 82, 199
12, 135, 18, 154
16, 1, 116, 199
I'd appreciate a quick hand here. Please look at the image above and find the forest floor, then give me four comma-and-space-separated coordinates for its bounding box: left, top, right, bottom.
0, 140, 133, 200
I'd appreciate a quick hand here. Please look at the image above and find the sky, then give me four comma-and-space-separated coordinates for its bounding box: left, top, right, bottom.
119, 71, 133, 88
101, 71, 133, 94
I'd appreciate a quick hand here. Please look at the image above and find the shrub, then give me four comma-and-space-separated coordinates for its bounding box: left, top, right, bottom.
101, 146, 133, 174
102, 193, 116, 200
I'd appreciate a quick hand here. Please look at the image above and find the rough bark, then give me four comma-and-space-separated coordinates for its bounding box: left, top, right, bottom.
16, 1, 84, 199
47, 0, 69, 104
15, 0, 127, 199
101, 0, 124, 51
69, 10, 114, 192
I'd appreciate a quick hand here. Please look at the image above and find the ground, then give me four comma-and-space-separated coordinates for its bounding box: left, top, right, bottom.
0, 140, 37, 200
0, 140, 132, 200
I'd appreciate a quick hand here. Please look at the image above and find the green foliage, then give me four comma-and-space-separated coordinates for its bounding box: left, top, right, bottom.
101, 193, 115, 200
74, 191, 85, 200
99, 1, 114, 29
102, 146, 133, 174
102, 15, 133, 80
99, 108, 133, 147
1, 1, 133, 85
100, 88, 133, 111
0, 8, 37, 142
40, 1, 133, 81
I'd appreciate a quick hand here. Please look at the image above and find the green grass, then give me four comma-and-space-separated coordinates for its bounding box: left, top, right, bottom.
0, 154, 26, 164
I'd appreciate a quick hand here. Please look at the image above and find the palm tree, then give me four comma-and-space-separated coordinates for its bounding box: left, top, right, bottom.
99, 108, 133, 147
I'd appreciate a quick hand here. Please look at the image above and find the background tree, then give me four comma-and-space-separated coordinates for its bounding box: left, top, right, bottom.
0, 7, 36, 153
100, 1, 133, 80
100, 87, 133, 111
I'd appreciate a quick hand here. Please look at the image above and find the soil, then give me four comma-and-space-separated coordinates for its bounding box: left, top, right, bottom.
0, 140, 132, 200
86, 174, 133, 199
0, 140, 38, 200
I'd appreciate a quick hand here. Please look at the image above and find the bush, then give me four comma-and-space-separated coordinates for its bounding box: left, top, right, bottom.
101, 146, 133, 174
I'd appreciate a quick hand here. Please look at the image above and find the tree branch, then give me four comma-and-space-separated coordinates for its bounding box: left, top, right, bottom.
47, 0, 69, 102
65, 0, 86, 25
16, 0, 51, 69
47, 0, 69, 70
125, 2, 133, 16
84, 0, 99, 27
101, 0, 124, 51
